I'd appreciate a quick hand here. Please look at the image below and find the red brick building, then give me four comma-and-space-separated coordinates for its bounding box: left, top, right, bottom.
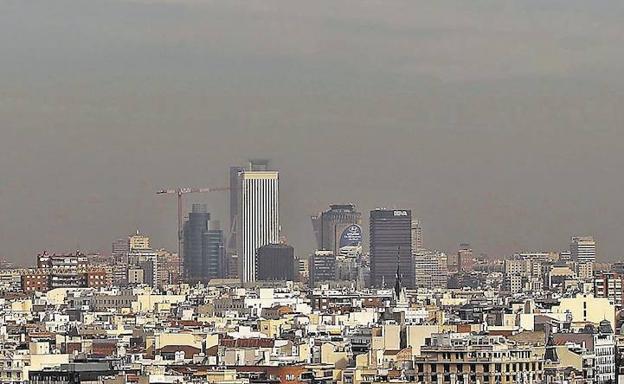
21, 271, 48, 293
87, 269, 112, 289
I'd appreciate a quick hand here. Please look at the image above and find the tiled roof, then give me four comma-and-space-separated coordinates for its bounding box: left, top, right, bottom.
158, 345, 201, 354
220, 338, 275, 348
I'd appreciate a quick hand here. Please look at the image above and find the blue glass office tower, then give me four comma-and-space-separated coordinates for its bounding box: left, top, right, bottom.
183, 204, 224, 282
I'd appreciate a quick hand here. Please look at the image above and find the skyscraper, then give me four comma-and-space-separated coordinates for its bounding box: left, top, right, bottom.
369, 209, 414, 288
183, 204, 224, 282
236, 170, 279, 284
311, 204, 362, 256
184, 204, 209, 281
411, 219, 423, 251
229, 160, 271, 252
203, 225, 225, 281
570, 236, 597, 263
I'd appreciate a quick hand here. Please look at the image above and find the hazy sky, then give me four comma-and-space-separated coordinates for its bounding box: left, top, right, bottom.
2, 0, 624, 264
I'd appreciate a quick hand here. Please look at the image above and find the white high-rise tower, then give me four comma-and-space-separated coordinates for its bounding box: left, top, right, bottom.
236, 170, 279, 283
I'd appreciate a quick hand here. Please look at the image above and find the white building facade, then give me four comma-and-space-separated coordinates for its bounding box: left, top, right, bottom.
413, 249, 448, 290
571, 236, 597, 263
236, 171, 279, 284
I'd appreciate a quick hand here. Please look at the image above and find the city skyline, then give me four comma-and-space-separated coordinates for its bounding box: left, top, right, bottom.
2, 2, 624, 382
0, 180, 609, 266
2, 182, 605, 266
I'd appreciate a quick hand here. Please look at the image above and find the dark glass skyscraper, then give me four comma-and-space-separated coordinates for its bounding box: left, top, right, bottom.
369, 209, 414, 288
203, 227, 224, 280
183, 204, 224, 282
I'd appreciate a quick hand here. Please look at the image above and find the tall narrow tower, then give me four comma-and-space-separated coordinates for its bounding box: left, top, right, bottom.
411, 219, 423, 251
236, 169, 280, 283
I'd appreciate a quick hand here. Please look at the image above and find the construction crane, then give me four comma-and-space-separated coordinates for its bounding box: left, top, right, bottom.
156, 187, 229, 278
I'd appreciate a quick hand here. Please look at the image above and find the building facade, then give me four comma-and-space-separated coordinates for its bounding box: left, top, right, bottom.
111, 238, 129, 258
128, 250, 158, 287
594, 272, 624, 309
183, 204, 224, 283
309, 251, 336, 287
570, 236, 597, 264
129, 231, 150, 251
413, 249, 448, 289
411, 219, 423, 251
410, 333, 544, 384
457, 243, 475, 273
256, 243, 295, 281
311, 204, 362, 256
369, 209, 413, 288
236, 170, 280, 284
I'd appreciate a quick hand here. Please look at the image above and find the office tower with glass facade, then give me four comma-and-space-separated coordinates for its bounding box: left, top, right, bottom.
369, 209, 414, 288
183, 204, 224, 282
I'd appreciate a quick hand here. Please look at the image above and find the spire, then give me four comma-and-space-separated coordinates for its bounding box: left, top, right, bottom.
544, 334, 559, 362
396, 246, 401, 275
394, 246, 402, 298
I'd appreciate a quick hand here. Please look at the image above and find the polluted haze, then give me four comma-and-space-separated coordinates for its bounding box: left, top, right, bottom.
1, 1, 624, 264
